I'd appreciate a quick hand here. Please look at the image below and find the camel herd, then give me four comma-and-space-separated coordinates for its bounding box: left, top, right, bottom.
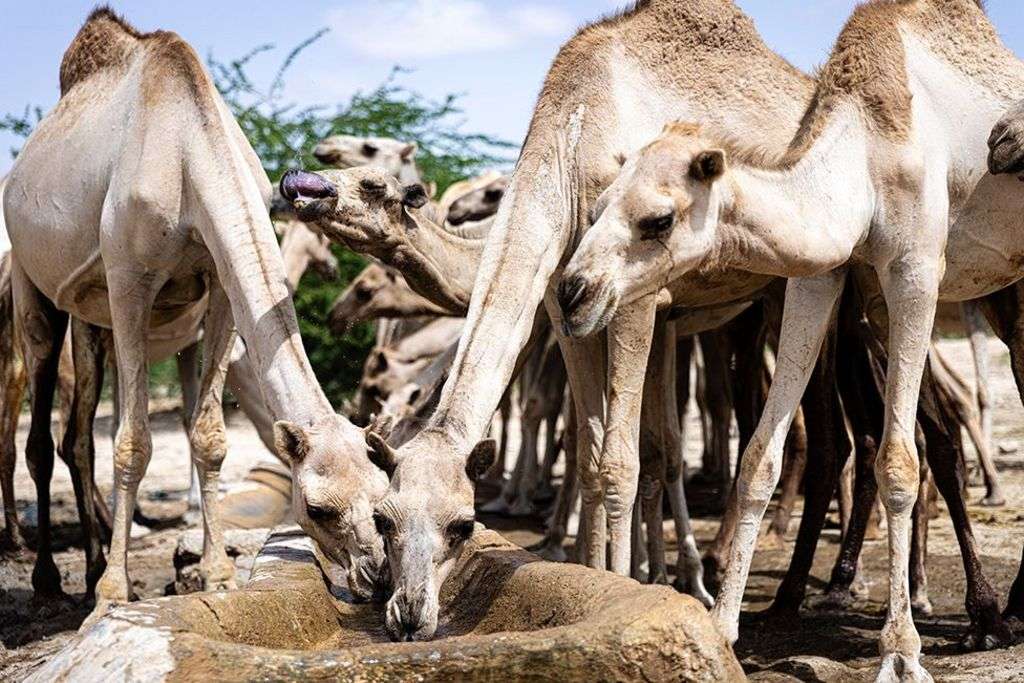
2, 1, 1024, 680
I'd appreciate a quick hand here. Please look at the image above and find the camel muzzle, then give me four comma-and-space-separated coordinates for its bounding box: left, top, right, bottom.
280, 169, 338, 203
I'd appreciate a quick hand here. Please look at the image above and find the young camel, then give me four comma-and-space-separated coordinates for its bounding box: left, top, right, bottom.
3, 9, 387, 626
558, 2, 1024, 676
328, 263, 454, 336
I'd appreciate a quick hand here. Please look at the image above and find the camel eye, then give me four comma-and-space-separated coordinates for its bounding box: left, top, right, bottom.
637, 213, 674, 238
355, 287, 372, 302
306, 504, 338, 523
446, 518, 475, 544
484, 188, 503, 203
373, 511, 396, 536
362, 143, 379, 157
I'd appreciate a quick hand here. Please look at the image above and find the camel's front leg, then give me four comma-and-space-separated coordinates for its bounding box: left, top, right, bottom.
85, 268, 166, 629
874, 256, 942, 683
711, 270, 845, 642
603, 294, 658, 575
191, 279, 238, 591
545, 293, 607, 570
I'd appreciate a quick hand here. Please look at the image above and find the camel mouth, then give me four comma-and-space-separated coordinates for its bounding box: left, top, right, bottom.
557, 274, 618, 338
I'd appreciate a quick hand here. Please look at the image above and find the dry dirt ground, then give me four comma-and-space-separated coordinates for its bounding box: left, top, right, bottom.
3, 337, 1024, 681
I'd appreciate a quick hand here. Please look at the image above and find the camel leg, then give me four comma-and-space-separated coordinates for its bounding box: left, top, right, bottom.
12, 263, 69, 600
603, 295, 658, 575
909, 451, 932, 617
710, 271, 845, 644
638, 316, 670, 584
0, 314, 27, 554
190, 281, 238, 591
767, 312, 849, 619
546, 294, 608, 571
698, 331, 733, 512
963, 300, 997, 487
176, 342, 202, 511
225, 353, 279, 456
528, 402, 576, 562
61, 319, 109, 597
84, 268, 166, 629
760, 407, 808, 550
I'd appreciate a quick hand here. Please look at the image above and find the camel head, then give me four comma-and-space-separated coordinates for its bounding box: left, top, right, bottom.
558, 122, 726, 337
279, 167, 429, 260
313, 134, 421, 185
367, 430, 495, 641
279, 219, 339, 282
329, 263, 398, 335
351, 348, 431, 426
446, 175, 510, 225
273, 413, 390, 602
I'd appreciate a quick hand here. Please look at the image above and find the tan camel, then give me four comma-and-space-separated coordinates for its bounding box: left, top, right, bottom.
559, 2, 1024, 677
281, 166, 485, 313
445, 174, 510, 227
328, 263, 454, 336
332, 0, 825, 643
314, 134, 423, 186
436, 169, 503, 221
3, 9, 387, 626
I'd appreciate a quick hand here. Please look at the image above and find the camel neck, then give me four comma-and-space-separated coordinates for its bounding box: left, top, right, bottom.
713, 105, 874, 279
190, 124, 333, 427
402, 208, 485, 304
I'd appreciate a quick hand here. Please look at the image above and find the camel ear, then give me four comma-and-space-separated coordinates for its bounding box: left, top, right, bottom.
689, 150, 726, 183
366, 431, 398, 477
401, 184, 429, 209
400, 142, 417, 160
274, 421, 310, 465
465, 440, 497, 482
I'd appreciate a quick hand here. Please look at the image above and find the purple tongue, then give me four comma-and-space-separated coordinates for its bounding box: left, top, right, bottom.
280, 170, 338, 202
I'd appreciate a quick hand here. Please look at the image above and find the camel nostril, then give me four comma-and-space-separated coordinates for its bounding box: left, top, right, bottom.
557, 275, 588, 317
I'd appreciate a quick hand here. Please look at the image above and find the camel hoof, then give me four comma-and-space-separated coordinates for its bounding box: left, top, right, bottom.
32, 556, 65, 599
876, 653, 933, 683
480, 497, 511, 515
960, 620, 1014, 652
911, 594, 933, 617
980, 493, 1006, 508
756, 603, 802, 630
810, 587, 855, 611
757, 531, 786, 551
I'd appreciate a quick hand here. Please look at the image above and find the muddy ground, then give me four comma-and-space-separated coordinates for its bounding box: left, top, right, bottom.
3, 337, 1024, 681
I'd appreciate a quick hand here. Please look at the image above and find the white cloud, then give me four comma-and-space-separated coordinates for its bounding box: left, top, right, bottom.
326, 0, 574, 59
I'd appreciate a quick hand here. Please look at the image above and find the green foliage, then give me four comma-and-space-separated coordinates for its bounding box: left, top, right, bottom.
2, 30, 513, 407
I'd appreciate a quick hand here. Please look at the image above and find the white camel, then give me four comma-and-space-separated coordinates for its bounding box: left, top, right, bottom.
558, 2, 1024, 678
3, 9, 387, 627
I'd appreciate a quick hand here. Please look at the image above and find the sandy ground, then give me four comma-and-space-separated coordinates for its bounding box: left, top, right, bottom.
2, 337, 1024, 680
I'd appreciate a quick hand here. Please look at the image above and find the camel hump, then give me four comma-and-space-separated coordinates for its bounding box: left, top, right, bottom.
59, 6, 164, 96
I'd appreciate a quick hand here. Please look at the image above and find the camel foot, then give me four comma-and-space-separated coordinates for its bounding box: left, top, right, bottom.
480, 496, 511, 515
507, 497, 535, 518
810, 585, 857, 611
527, 536, 568, 562
911, 592, 933, 617
757, 530, 786, 551
756, 601, 802, 630
85, 556, 108, 599
32, 554, 65, 599
980, 491, 1006, 508
960, 618, 1014, 652
674, 576, 715, 609
876, 653, 933, 683
701, 555, 724, 596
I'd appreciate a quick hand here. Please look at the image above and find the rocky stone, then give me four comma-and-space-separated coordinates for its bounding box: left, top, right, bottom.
34, 526, 744, 682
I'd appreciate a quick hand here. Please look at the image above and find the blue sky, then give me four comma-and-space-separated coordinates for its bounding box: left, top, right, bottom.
1, 1, 1022, 176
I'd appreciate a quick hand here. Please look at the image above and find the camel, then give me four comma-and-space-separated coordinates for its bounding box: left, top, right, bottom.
989, 99, 1024, 177
281, 167, 484, 314
314, 134, 423, 186
445, 175, 510, 227
328, 263, 454, 336
557, 2, 1024, 677
325, 0, 832, 643
3, 9, 388, 626
436, 169, 504, 221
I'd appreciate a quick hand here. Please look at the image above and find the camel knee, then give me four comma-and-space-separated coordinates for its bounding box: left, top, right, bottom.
189, 405, 228, 471
736, 441, 781, 509
113, 422, 152, 486
875, 438, 920, 514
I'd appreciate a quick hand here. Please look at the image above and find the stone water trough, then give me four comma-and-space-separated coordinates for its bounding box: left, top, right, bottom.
31, 527, 743, 681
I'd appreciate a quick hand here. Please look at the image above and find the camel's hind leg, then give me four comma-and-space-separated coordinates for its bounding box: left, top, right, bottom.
190, 280, 238, 591
963, 300, 999, 495
11, 260, 70, 599
0, 259, 27, 554
84, 267, 166, 629
176, 342, 202, 512
61, 319, 109, 597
